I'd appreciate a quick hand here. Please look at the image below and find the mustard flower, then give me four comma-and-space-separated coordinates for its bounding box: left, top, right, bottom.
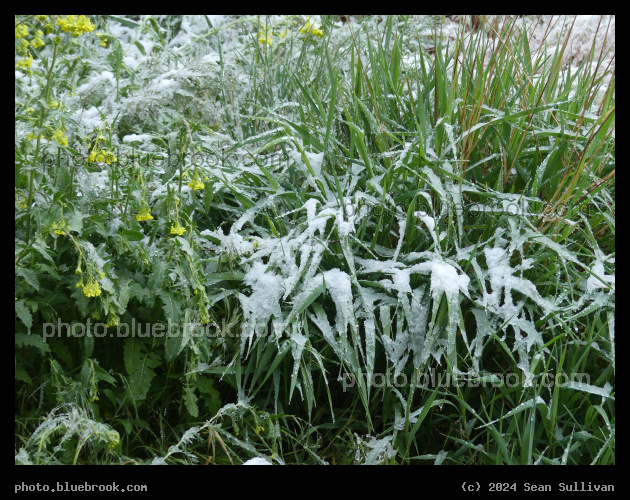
188, 178, 205, 190
136, 202, 154, 221
53, 129, 68, 147
300, 17, 324, 38
56, 15, 95, 37
170, 221, 186, 236
32, 33, 45, 49
16, 54, 33, 69
258, 32, 273, 46
82, 277, 102, 297
15, 25, 29, 39
104, 151, 117, 164
52, 219, 68, 235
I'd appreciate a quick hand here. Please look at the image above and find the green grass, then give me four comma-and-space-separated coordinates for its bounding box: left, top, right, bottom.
15, 15, 614, 465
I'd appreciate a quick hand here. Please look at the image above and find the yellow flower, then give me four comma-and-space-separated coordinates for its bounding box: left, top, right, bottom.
170, 221, 186, 235
104, 151, 117, 164
56, 15, 95, 37
300, 17, 323, 38
105, 313, 119, 328
88, 151, 97, 162
136, 203, 154, 221
48, 100, 59, 109
258, 32, 273, 46
15, 25, 29, 39
188, 179, 205, 190
52, 219, 68, 235
279, 29, 288, 38
32, 36, 45, 49
36, 15, 48, 22
82, 277, 102, 297
16, 54, 33, 69
53, 129, 68, 147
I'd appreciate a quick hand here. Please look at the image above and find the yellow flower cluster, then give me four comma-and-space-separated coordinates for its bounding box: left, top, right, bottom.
188, 179, 205, 190
52, 218, 68, 235
300, 17, 324, 37
170, 221, 186, 235
15, 25, 29, 39
136, 202, 154, 221
32, 31, 45, 49
188, 171, 205, 190
15, 19, 47, 70
88, 149, 117, 164
82, 277, 102, 297
56, 15, 95, 37
105, 313, 119, 328
87, 128, 117, 164
16, 54, 33, 69
258, 30, 273, 46
53, 129, 68, 147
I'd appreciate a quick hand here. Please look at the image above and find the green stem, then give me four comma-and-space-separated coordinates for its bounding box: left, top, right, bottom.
25, 38, 59, 244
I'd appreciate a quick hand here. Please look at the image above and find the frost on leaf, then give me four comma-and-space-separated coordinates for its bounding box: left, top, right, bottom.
239, 261, 285, 347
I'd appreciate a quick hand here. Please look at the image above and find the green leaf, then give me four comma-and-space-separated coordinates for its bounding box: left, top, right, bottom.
183, 385, 199, 417
15, 332, 50, 353
106, 15, 140, 28
16, 268, 39, 292
123, 339, 160, 401
120, 229, 145, 242
176, 236, 195, 257
15, 300, 33, 332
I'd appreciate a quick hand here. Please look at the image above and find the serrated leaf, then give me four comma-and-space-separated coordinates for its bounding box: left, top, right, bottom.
183, 386, 199, 417
124, 339, 160, 400
157, 290, 182, 324
68, 212, 85, 233
176, 236, 195, 257
15, 332, 50, 353
16, 268, 39, 291
15, 300, 33, 332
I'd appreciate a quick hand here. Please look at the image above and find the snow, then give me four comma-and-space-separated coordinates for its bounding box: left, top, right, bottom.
243, 457, 272, 465
323, 269, 354, 335
409, 259, 470, 301
586, 260, 615, 292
